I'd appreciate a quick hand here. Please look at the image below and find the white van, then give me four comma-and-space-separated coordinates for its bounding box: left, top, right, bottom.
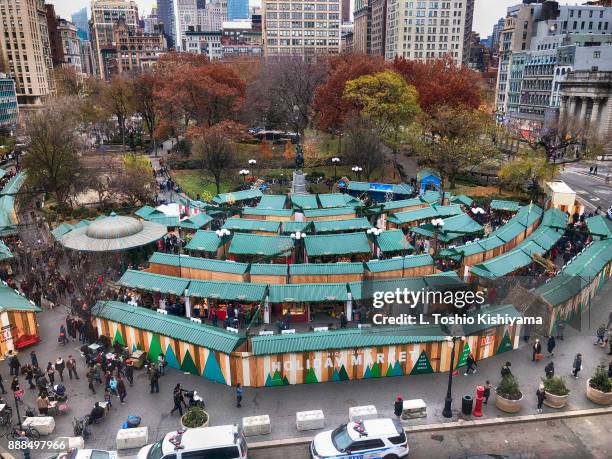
137, 425, 247, 459
311, 418, 409, 459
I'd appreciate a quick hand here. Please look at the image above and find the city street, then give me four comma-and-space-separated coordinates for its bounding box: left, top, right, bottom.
249, 414, 612, 459
561, 163, 612, 212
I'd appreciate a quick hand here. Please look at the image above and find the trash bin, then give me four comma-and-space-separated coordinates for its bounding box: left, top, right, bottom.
461, 395, 473, 415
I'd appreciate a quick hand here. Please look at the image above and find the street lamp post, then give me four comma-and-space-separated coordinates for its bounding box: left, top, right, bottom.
351, 166, 363, 180
442, 335, 459, 418
470, 207, 486, 224
215, 228, 232, 259
367, 227, 384, 258
331, 157, 340, 187
290, 231, 306, 263
248, 159, 257, 176
239, 169, 250, 184
431, 218, 445, 255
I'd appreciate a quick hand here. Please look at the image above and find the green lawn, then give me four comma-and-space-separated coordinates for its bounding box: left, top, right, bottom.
173, 170, 232, 199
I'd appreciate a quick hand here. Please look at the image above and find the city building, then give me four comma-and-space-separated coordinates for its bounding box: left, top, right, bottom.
142, 8, 161, 33
0, 0, 55, 105
369, 0, 387, 56
342, 30, 354, 53
175, 0, 228, 51
58, 20, 84, 74
384, 0, 475, 66
0, 74, 18, 130
72, 7, 90, 40
80, 40, 97, 75
90, 0, 140, 79
184, 30, 223, 59
227, 0, 249, 20
262, 0, 342, 58
221, 21, 263, 59
353, 0, 372, 54
157, 0, 176, 48
495, 0, 612, 131
491, 16, 505, 49
113, 19, 167, 75
46, 4, 64, 68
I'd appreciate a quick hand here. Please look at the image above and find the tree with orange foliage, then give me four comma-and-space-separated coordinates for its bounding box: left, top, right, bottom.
312, 54, 386, 134
283, 140, 295, 163
260, 139, 273, 161
391, 56, 481, 114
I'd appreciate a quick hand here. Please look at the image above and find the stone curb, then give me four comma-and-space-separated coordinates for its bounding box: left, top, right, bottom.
247, 406, 612, 450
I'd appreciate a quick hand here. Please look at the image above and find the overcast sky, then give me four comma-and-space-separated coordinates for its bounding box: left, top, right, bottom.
48, 0, 577, 38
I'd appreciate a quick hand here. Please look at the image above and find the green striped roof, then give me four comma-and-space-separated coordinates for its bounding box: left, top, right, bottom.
375, 230, 414, 253
135, 205, 158, 219
0, 240, 13, 261
0, 172, 25, 196
304, 232, 371, 257
146, 215, 180, 227
250, 264, 289, 276
280, 221, 313, 234
302, 207, 356, 218
118, 270, 189, 295
586, 215, 612, 239
188, 280, 267, 302
470, 248, 533, 279
257, 195, 288, 210
250, 325, 443, 355
289, 262, 364, 276
348, 277, 427, 300
179, 213, 213, 230
291, 194, 319, 210
347, 181, 413, 195
317, 193, 362, 208
514, 204, 543, 227
91, 301, 242, 354
0, 282, 41, 312
451, 194, 474, 207
268, 283, 349, 303
313, 217, 372, 233
492, 221, 526, 242
410, 213, 483, 242
524, 226, 563, 251
242, 208, 294, 218
229, 233, 294, 256
213, 189, 263, 205
387, 205, 462, 225
222, 218, 280, 233
420, 190, 442, 203
365, 254, 434, 273
149, 252, 249, 274
185, 230, 223, 252
52, 223, 74, 239
540, 208, 568, 229
382, 198, 424, 211
490, 200, 520, 212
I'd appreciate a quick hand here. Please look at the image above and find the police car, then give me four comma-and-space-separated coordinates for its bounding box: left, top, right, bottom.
311, 418, 409, 459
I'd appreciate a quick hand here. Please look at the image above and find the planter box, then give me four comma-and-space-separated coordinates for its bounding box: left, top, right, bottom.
243, 415, 271, 436
23, 416, 55, 436
296, 410, 325, 431
349, 405, 378, 422
543, 391, 569, 409
495, 393, 523, 413
116, 426, 149, 450
180, 411, 210, 429
586, 379, 612, 406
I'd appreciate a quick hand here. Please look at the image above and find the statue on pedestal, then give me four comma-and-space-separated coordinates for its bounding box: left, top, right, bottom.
295, 144, 304, 172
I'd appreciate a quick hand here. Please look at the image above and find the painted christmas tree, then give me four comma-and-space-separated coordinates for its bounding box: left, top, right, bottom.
496, 332, 513, 354
113, 329, 125, 346
165, 344, 180, 370
338, 365, 349, 381
410, 350, 434, 375
147, 334, 163, 361
265, 370, 286, 387
332, 368, 340, 382
180, 349, 199, 375
203, 352, 226, 384
304, 368, 318, 384
386, 361, 404, 377
370, 362, 381, 378
455, 342, 472, 368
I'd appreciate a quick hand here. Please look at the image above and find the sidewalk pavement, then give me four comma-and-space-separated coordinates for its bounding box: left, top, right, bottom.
1, 283, 610, 456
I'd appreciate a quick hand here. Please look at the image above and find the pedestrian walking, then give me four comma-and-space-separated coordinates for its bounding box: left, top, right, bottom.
464, 353, 477, 375
24, 365, 35, 389
483, 381, 492, 404
58, 325, 68, 345
30, 351, 38, 369
104, 388, 112, 410
0, 372, 6, 394
17, 431, 30, 459
46, 362, 55, 385
545, 361, 555, 379
556, 321, 565, 341
532, 339, 542, 361
236, 383, 243, 408
125, 361, 134, 386
547, 336, 556, 357
11, 377, 22, 403
66, 355, 79, 380
158, 353, 167, 376
536, 385, 546, 413
148, 364, 160, 393
394, 396, 403, 418
596, 324, 606, 346
170, 387, 183, 416
9, 353, 20, 377
37, 394, 50, 415
55, 357, 65, 382
117, 377, 127, 404
572, 353, 582, 378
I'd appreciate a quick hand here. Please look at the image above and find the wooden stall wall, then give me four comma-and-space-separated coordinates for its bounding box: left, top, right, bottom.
250, 274, 287, 284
